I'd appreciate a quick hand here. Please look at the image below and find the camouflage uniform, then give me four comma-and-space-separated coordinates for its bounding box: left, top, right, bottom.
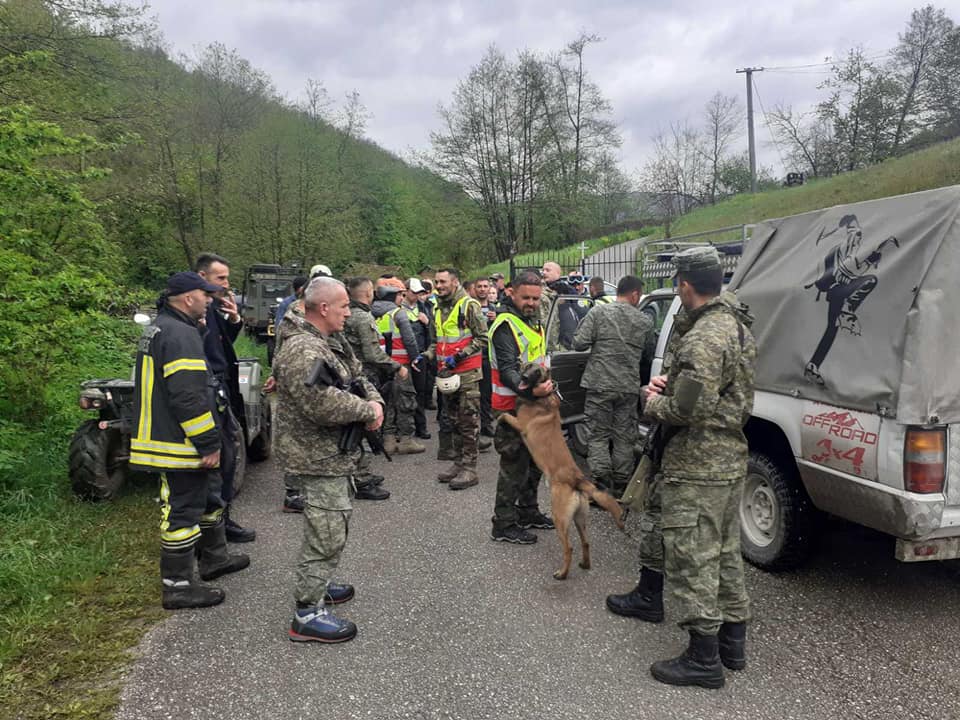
425, 286, 487, 471
644, 285, 757, 637
572, 301, 654, 493
342, 299, 403, 481
273, 311, 383, 607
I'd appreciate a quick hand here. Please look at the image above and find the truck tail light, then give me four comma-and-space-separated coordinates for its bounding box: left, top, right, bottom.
904, 428, 946, 494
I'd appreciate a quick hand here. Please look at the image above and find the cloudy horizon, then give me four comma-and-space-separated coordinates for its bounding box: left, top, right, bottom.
144, 0, 927, 179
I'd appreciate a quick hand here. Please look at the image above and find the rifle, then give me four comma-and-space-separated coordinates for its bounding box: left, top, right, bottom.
304, 358, 392, 461
620, 422, 679, 516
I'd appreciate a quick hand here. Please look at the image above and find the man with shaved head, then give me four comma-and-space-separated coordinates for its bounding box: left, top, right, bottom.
539, 260, 579, 351
273, 276, 385, 643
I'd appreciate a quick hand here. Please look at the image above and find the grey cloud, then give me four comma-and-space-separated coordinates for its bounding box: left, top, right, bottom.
146, 0, 927, 178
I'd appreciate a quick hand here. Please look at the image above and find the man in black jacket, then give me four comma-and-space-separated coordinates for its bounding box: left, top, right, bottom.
488, 271, 555, 543
196, 253, 256, 543
131, 272, 250, 609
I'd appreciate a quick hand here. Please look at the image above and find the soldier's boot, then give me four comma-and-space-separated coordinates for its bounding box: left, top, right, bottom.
449, 467, 479, 491
354, 477, 390, 501
437, 432, 458, 461
605, 568, 664, 622
161, 546, 224, 610
197, 521, 251, 582
437, 463, 461, 483
394, 436, 426, 455
382, 435, 400, 455
650, 632, 725, 689
718, 622, 747, 671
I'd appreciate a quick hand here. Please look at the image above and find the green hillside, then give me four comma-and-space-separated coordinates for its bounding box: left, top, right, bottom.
476, 137, 960, 278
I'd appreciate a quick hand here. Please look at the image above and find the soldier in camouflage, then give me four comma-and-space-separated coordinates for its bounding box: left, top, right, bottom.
619, 246, 756, 688
273, 276, 385, 643
572, 275, 653, 497
415, 268, 488, 490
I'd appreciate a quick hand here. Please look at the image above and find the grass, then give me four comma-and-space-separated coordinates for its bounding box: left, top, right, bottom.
474, 137, 960, 275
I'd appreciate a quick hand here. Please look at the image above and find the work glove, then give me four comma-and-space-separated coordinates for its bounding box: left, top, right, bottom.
442, 355, 457, 370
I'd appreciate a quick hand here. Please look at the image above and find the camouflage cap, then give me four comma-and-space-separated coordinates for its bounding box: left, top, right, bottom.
673, 246, 721, 273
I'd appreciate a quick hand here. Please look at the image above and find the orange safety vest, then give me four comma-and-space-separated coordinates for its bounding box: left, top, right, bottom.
435, 295, 482, 373
376, 307, 410, 365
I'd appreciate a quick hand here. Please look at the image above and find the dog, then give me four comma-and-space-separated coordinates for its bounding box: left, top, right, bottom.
498, 363, 625, 580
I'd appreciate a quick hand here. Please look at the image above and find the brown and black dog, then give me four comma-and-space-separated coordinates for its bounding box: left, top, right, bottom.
499, 364, 625, 580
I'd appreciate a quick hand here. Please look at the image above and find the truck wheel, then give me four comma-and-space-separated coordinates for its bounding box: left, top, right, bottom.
247, 401, 272, 462
69, 420, 128, 501
740, 451, 815, 571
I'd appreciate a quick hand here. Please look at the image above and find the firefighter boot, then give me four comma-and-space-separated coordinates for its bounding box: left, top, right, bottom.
605, 567, 664, 622
198, 521, 251, 581
437, 432, 458, 461
161, 547, 224, 610
650, 632, 725, 689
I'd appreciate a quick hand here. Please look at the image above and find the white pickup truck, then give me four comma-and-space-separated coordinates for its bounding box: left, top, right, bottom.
546, 186, 960, 569
630, 186, 960, 570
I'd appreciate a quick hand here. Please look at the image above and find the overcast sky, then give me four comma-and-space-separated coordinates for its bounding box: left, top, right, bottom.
145, 0, 928, 178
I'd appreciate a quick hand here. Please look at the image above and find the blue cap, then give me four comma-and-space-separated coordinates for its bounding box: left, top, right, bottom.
166, 271, 222, 297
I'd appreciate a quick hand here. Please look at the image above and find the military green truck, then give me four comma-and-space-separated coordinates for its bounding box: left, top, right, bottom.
241, 264, 300, 358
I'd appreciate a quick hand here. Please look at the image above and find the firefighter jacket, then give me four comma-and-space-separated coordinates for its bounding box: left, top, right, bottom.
130, 304, 221, 472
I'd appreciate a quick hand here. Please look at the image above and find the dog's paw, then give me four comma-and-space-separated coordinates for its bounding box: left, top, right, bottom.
578, 560, 591, 570
553, 569, 568, 580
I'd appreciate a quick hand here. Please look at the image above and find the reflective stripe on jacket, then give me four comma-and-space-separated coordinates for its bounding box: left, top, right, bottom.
488, 313, 546, 411
375, 307, 410, 365
435, 295, 482, 372
130, 305, 221, 471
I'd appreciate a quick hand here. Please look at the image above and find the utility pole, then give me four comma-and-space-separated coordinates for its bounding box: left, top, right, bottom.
736, 66, 764, 193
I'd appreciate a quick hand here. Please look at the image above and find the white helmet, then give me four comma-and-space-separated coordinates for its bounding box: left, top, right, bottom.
310, 263, 332, 278
436, 369, 461, 395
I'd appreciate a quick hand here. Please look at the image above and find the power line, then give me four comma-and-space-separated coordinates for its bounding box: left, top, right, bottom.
752, 76, 788, 177
764, 51, 893, 72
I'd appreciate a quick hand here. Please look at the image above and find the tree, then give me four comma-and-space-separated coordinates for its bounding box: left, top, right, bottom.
891, 5, 955, 149
700, 92, 742, 204
640, 121, 706, 227
768, 103, 839, 178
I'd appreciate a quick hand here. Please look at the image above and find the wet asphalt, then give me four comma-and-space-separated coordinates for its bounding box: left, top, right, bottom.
116, 416, 960, 720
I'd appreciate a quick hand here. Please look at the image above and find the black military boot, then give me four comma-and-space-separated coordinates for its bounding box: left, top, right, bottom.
161, 547, 224, 610
718, 621, 747, 671
223, 505, 256, 543
605, 568, 664, 622
197, 520, 251, 581
650, 632, 725, 689
354, 478, 390, 501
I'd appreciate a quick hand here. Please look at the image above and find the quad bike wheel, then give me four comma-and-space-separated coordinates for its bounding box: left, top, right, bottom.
69, 420, 128, 501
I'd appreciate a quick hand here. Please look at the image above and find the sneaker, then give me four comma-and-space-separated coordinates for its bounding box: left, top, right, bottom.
283, 493, 306, 513
518, 511, 555, 530
323, 582, 355, 605
491, 525, 538, 544
289, 606, 357, 643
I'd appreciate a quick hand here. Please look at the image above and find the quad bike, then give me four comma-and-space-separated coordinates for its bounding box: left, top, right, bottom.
68, 314, 271, 501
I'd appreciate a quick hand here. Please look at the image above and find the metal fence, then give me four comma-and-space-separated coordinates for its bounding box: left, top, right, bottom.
508, 224, 754, 291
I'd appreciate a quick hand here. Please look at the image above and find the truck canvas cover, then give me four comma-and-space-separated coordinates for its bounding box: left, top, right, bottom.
729, 185, 960, 425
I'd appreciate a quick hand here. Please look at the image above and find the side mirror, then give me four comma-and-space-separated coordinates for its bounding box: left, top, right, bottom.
133, 312, 152, 326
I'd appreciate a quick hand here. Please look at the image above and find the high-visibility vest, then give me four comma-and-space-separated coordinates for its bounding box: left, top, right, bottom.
375, 307, 410, 365
595, 295, 614, 304
435, 295, 482, 373
488, 313, 547, 411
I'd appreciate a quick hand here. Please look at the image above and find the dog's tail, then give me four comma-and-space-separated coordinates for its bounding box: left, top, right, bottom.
576, 476, 625, 529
